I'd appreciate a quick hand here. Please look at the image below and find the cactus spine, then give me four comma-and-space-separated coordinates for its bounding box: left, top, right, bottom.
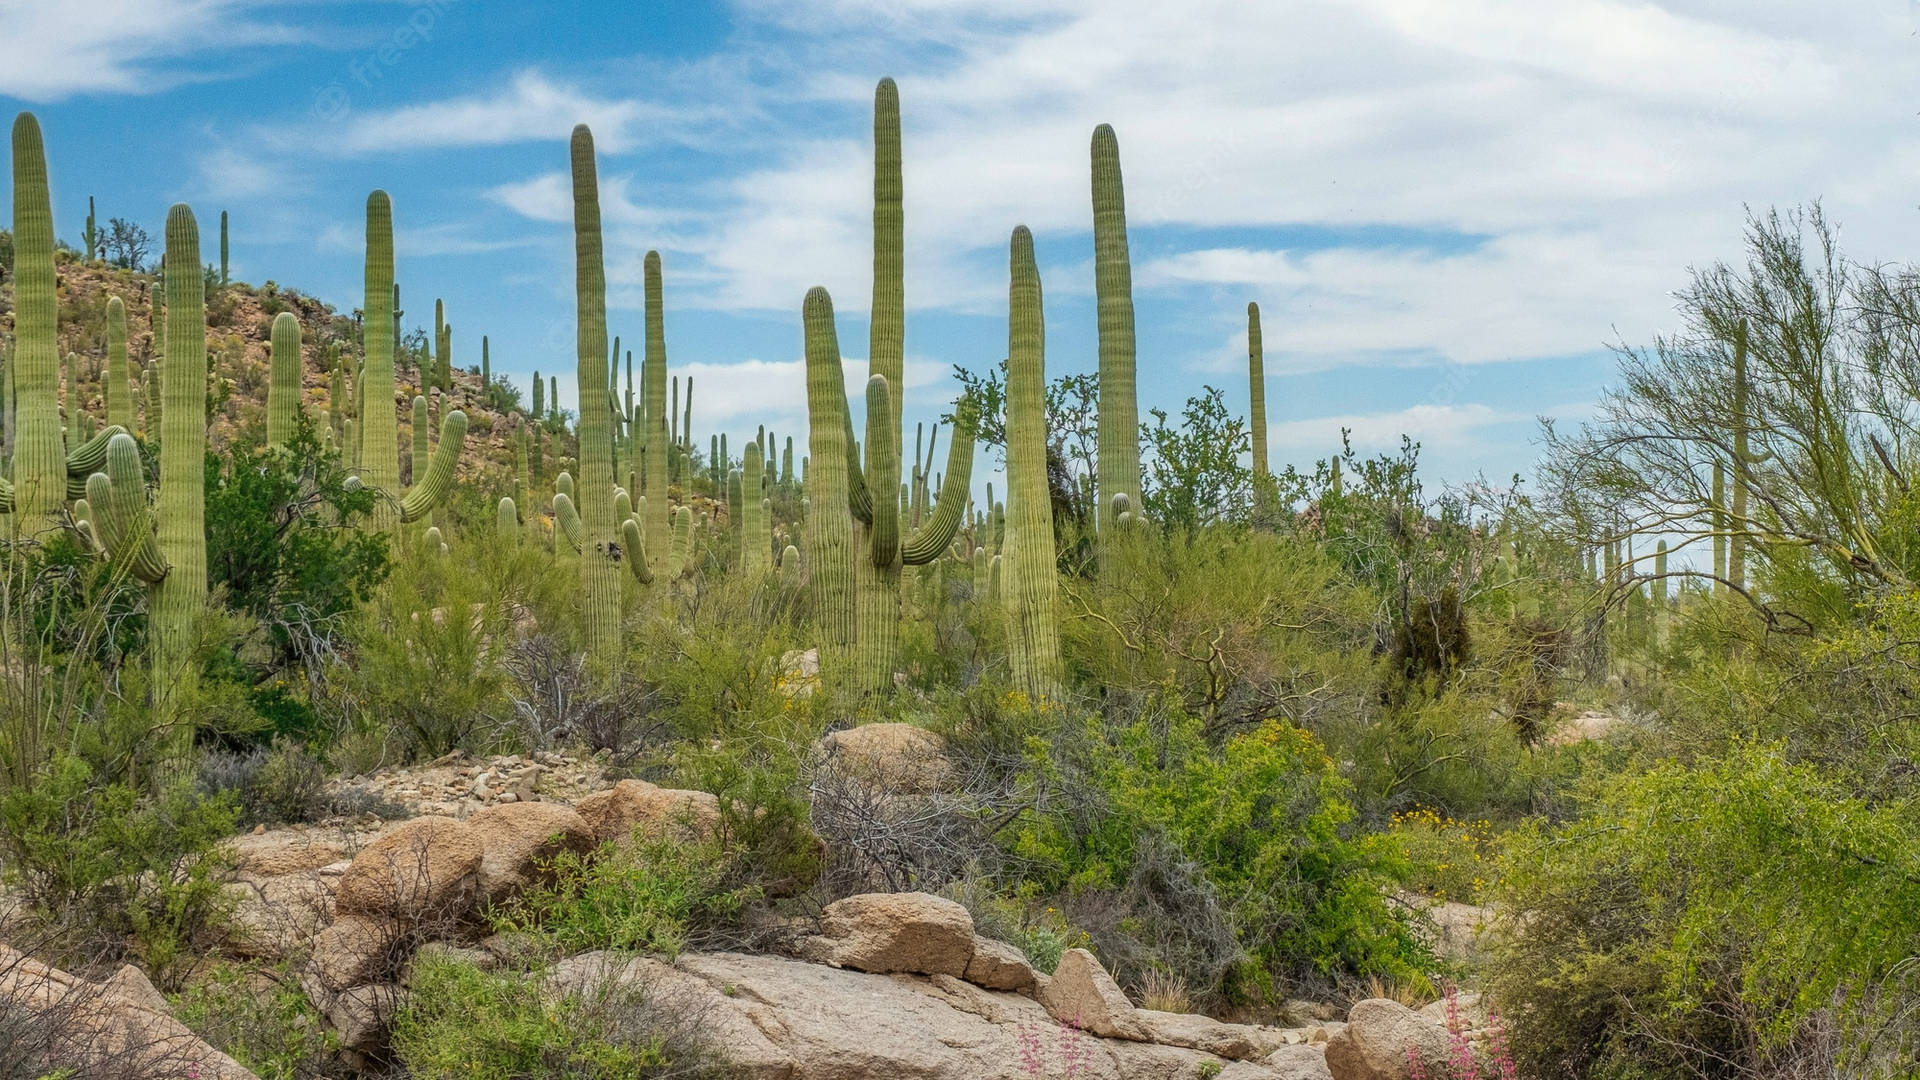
266, 311, 301, 448
105, 296, 133, 431
1004, 226, 1062, 698
10, 114, 65, 527
642, 251, 669, 575
570, 125, 622, 663
1092, 123, 1141, 536
1247, 301, 1270, 513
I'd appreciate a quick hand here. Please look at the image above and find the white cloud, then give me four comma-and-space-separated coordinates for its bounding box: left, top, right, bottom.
0, 0, 304, 101
315, 71, 678, 156
1268, 402, 1525, 456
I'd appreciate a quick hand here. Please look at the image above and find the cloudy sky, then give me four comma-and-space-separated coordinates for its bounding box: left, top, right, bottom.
3, 0, 1916, 494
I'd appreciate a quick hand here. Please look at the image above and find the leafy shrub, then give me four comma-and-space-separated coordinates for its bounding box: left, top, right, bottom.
490, 836, 760, 958
0, 753, 236, 986
392, 953, 727, 1079
196, 739, 329, 827
1388, 807, 1498, 903
170, 962, 342, 1080
1486, 743, 1920, 1078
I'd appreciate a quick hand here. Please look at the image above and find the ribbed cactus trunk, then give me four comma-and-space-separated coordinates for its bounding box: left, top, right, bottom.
410, 396, 429, 487
1092, 123, 1140, 538
532, 370, 544, 420
105, 296, 133, 431
1247, 301, 1270, 514
11, 114, 65, 529
361, 192, 401, 528
682, 377, 693, 454
803, 288, 857, 675
156, 205, 208, 718
482, 335, 491, 388
742, 440, 769, 575
642, 252, 669, 576
514, 419, 531, 531
219, 210, 229, 286
266, 311, 301, 448
1004, 227, 1062, 699
571, 125, 621, 665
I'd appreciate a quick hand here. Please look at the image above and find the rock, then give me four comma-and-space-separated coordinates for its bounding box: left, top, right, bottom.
1324, 999, 1450, 1080
101, 964, 171, 1015
322, 982, 405, 1054
819, 722, 954, 794
964, 935, 1038, 992
573, 778, 720, 845
795, 891, 975, 977
464, 801, 595, 906
309, 914, 405, 992
224, 865, 343, 959
334, 818, 484, 921
0, 944, 259, 1079
1417, 990, 1483, 1027
1267, 1043, 1336, 1080
1135, 1008, 1281, 1060
224, 829, 348, 876
1036, 948, 1150, 1042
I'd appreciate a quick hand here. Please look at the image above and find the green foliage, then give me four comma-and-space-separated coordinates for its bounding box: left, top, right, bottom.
1487, 743, 1920, 1078
0, 752, 236, 985
1140, 386, 1251, 532
392, 954, 717, 1080
171, 962, 341, 1080
490, 835, 759, 958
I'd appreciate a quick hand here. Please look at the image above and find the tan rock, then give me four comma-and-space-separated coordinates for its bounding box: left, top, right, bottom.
573, 778, 720, 845
102, 964, 171, 1015
322, 982, 405, 1054
334, 817, 484, 921
1135, 1008, 1282, 1060
465, 800, 595, 905
1036, 948, 1150, 1041
309, 914, 405, 992
820, 722, 954, 794
224, 867, 341, 959
224, 829, 348, 876
0, 944, 259, 1079
964, 935, 1039, 992
1266, 1041, 1337, 1079
1324, 999, 1450, 1080
795, 891, 975, 977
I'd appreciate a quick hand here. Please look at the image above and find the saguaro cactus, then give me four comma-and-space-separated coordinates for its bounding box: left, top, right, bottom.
570, 124, 623, 663
741, 440, 771, 575
266, 311, 301, 448
1247, 301, 1270, 513
105, 295, 133, 431
1092, 123, 1141, 535
532, 369, 544, 419
642, 251, 669, 574
803, 288, 858, 669
88, 206, 210, 725
10, 113, 65, 527
1003, 226, 1062, 698
360, 191, 465, 528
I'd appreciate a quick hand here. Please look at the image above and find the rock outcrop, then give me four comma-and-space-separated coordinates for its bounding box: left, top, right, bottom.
333, 817, 485, 921
573, 778, 720, 845
1323, 999, 1451, 1080
819, 722, 955, 794
465, 800, 596, 905
796, 891, 976, 977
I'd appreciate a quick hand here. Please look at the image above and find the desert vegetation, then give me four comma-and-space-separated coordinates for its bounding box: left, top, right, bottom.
0, 75, 1912, 1080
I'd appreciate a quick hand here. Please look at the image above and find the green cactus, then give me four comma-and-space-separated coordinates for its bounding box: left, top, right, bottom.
1004, 226, 1062, 698
803, 288, 858, 671
266, 312, 301, 449
669, 504, 691, 578
10, 113, 65, 528
83, 194, 98, 263
569, 124, 624, 663
1247, 301, 1270, 514
1727, 322, 1770, 592
328, 354, 347, 447
682, 376, 693, 455
105, 296, 133, 431
727, 468, 743, 536
742, 440, 769, 575
482, 335, 491, 388
424, 525, 446, 555
782, 436, 794, 489
87, 205, 209, 730
496, 496, 518, 542
410, 395, 429, 488
219, 209, 229, 286
532, 369, 544, 419
1092, 123, 1141, 537
549, 376, 558, 422
642, 251, 669, 575
780, 543, 803, 594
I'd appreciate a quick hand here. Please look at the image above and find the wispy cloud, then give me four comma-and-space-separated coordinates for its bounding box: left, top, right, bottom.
1269, 402, 1526, 455
0, 0, 307, 101
306, 70, 701, 156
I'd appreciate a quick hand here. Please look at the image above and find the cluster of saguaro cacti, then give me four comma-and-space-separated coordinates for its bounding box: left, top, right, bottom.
87, 205, 209, 725
798, 79, 978, 692
359, 191, 466, 531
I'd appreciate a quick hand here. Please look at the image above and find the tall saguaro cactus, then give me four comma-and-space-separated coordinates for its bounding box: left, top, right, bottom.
1247, 301, 1270, 512
803, 288, 857, 668
1004, 226, 1062, 699
1092, 123, 1141, 536
11, 113, 65, 527
88, 206, 210, 724
570, 124, 622, 664
266, 311, 301, 448
105, 296, 133, 431
741, 439, 769, 575
360, 191, 465, 529
642, 251, 669, 575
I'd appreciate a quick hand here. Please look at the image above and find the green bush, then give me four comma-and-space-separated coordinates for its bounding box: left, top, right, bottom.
0, 753, 236, 986
196, 739, 329, 827
392, 953, 724, 1079
489, 835, 760, 958
1487, 742, 1920, 1078
170, 962, 341, 1080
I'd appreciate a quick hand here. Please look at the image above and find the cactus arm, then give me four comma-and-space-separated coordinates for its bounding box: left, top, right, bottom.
553, 491, 583, 552
865, 375, 899, 569
87, 431, 169, 584
621, 518, 654, 583
901, 398, 976, 566
497, 497, 519, 540
409, 394, 429, 485
398, 409, 467, 523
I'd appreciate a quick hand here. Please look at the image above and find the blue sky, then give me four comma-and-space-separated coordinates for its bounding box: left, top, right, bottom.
4, 0, 1918, 498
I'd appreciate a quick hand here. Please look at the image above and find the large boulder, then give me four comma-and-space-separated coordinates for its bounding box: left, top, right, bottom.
224, 864, 343, 959
819, 722, 955, 794
309, 913, 406, 993
573, 778, 720, 846
1036, 948, 1151, 1042
1324, 999, 1451, 1080
334, 818, 484, 921
964, 935, 1039, 993
796, 891, 976, 977
224, 828, 350, 877
0, 945, 259, 1079
1266, 1043, 1337, 1080
320, 982, 405, 1054
465, 800, 596, 905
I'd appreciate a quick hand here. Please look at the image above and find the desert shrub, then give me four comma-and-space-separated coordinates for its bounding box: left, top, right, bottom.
489, 835, 760, 959
1486, 743, 1920, 1079
0, 753, 236, 986
392, 953, 727, 1080
195, 739, 329, 827
1387, 807, 1498, 903
170, 961, 342, 1080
